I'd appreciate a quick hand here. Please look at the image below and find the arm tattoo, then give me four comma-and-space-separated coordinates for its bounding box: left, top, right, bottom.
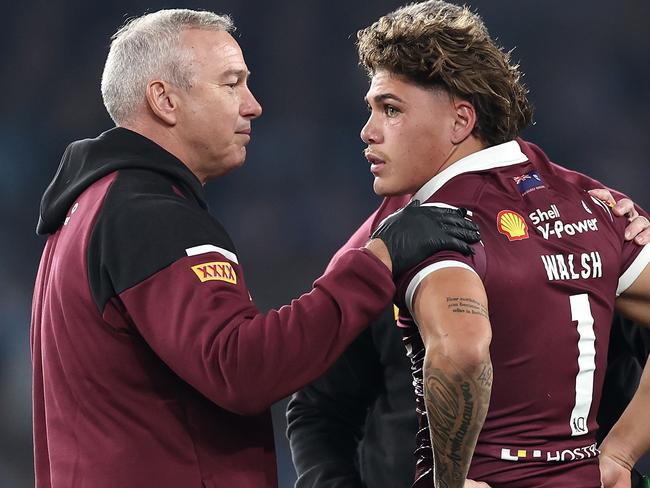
477, 363, 493, 389
446, 297, 489, 319
424, 356, 492, 488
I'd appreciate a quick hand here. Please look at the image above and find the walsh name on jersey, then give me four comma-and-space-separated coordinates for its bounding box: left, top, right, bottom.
540, 251, 603, 281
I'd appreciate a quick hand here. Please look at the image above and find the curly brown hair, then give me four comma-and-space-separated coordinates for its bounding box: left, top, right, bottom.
357, 1, 533, 146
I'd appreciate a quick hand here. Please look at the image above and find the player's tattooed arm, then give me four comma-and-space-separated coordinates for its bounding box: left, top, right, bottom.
412, 268, 492, 488
446, 297, 489, 320
424, 355, 492, 488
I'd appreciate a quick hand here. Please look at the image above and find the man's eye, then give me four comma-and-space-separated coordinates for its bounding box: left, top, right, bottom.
384, 105, 399, 117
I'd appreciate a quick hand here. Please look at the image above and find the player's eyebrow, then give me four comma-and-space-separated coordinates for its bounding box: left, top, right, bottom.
364, 93, 406, 104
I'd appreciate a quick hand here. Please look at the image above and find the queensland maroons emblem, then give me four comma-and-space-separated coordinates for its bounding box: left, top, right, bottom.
497, 210, 529, 241
191, 261, 238, 284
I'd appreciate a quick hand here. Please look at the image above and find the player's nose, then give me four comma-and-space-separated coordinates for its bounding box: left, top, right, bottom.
360, 115, 381, 144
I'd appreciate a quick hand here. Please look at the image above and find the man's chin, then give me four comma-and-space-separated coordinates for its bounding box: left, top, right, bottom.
372, 179, 388, 196
373, 179, 407, 197
228, 151, 247, 171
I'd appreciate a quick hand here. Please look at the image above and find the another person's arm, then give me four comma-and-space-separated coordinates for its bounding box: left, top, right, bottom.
102, 199, 478, 415
599, 353, 650, 488
410, 267, 492, 487
286, 200, 409, 488
599, 262, 650, 487
589, 189, 650, 488
287, 318, 384, 488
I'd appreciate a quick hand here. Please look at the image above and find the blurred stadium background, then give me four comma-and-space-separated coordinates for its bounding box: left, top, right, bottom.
2, 0, 648, 486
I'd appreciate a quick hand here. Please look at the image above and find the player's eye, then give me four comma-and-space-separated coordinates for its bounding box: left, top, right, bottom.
384, 105, 400, 117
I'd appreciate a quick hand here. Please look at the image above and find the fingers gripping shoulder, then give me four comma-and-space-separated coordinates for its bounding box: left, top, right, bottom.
371, 201, 481, 279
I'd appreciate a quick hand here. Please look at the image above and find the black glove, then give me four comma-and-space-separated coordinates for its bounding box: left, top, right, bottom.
371, 200, 480, 279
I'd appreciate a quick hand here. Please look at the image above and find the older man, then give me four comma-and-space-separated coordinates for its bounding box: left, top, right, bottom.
31, 9, 480, 488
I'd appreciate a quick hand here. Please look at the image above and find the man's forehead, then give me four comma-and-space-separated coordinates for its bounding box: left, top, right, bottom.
365, 71, 404, 100
181, 30, 239, 56
364, 71, 442, 103
181, 29, 248, 74
213, 34, 243, 60
211, 39, 249, 75
181, 28, 235, 48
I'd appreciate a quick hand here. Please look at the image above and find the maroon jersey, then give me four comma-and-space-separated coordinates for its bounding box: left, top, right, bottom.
31, 128, 395, 487
385, 140, 650, 487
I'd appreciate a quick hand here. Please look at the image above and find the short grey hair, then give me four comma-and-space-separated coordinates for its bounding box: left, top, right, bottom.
101, 9, 234, 124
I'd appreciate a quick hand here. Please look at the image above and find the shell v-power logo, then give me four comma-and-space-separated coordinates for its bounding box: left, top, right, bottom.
497, 210, 529, 241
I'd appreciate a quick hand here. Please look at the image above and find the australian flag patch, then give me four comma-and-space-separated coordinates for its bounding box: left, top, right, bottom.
513, 170, 545, 196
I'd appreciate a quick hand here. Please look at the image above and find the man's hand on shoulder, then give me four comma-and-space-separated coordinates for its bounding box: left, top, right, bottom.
588, 188, 650, 245
366, 200, 480, 278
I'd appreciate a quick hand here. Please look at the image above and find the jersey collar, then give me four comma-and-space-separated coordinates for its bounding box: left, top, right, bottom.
411, 140, 528, 203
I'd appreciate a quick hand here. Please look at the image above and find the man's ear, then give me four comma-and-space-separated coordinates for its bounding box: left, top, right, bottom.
145, 80, 179, 126
450, 98, 477, 144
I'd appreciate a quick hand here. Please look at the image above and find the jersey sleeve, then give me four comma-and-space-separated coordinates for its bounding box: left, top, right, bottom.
583, 185, 650, 296
543, 160, 650, 296
611, 195, 650, 296
392, 204, 487, 318
395, 245, 487, 318
90, 194, 396, 416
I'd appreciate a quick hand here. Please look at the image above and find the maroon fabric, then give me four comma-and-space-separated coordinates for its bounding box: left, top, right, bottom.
31, 169, 395, 487
325, 195, 411, 274
375, 141, 646, 487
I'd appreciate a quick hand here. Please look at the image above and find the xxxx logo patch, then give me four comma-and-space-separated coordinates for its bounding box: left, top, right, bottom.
191, 261, 237, 284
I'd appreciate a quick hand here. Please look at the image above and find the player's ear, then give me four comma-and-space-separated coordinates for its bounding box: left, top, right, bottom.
450, 98, 477, 145
145, 79, 179, 126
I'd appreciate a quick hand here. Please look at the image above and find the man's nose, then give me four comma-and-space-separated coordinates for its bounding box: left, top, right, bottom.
242, 87, 262, 119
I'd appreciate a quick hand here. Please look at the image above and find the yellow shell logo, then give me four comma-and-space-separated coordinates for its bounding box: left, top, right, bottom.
497, 210, 529, 241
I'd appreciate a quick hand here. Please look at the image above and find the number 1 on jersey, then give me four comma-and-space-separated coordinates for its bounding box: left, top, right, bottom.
569, 294, 596, 436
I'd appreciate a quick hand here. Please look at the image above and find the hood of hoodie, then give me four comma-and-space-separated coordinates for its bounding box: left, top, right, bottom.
37, 127, 207, 235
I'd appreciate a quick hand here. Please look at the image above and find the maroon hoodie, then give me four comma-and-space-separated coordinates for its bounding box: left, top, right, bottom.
31, 127, 395, 487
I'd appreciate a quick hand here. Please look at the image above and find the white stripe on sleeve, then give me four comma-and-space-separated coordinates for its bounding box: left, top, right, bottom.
405, 260, 478, 316
617, 244, 650, 296
420, 202, 473, 217
185, 244, 239, 264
